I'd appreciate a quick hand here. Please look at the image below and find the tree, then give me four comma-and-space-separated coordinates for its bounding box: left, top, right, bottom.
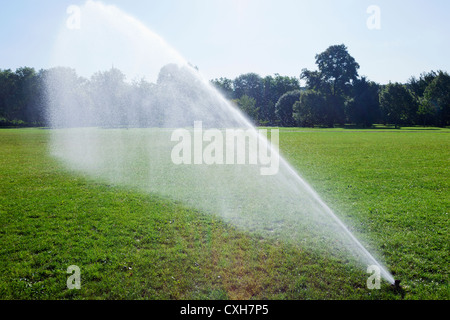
0, 67, 44, 126
157, 64, 239, 128
379, 82, 416, 128
232, 73, 264, 108
233, 95, 259, 123
345, 77, 380, 127
90, 67, 129, 127
275, 90, 302, 127
43, 66, 90, 128
0, 69, 17, 125
293, 90, 327, 127
314, 44, 360, 97
407, 71, 437, 99
261, 74, 300, 124
417, 96, 436, 126
16, 67, 44, 125
300, 69, 330, 94
300, 44, 360, 127
407, 71, 438, 126
422, 71, 450, 126
211, 77, 234, 100
129, 78, 158, 127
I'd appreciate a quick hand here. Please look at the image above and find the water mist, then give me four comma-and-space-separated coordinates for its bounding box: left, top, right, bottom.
45, 0, 395, 286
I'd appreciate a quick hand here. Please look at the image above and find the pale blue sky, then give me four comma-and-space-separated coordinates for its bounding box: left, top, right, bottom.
1, 0, 449, 84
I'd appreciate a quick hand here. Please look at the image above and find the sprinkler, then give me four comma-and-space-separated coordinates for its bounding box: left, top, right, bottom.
391, 279, 405, 297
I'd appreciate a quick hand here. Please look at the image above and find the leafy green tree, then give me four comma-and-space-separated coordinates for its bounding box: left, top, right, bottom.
345, 77, 380, 127
407, 71, 437, 99
293, 90, 327, 127
261, 74, 300, 124
422, 70, 450, 126
300, 69, 328, 93
326, 94, 346, 127
233, 94, 259, 123
42, 66, 91, 128
407, 71, 438, 126
0, 69, 17, 125
129, 78, 158, 127
300, 44, 360, 126
379, 82, 417, 128
417, 96, 437, 126
210, 77, 234, 100
0, 67, 44, 126
275, 90, 302, 126
90, 67, 129, 127
15, 67, 42, 125
314, 44, 360, 97
232, 73, 264, 107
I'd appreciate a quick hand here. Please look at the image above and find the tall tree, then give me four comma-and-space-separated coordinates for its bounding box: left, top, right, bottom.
301, 44, 360, 126
314, 44, 360, 97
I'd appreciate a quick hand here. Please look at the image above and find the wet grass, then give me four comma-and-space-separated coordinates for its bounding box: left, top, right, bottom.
0, 127, 448, 300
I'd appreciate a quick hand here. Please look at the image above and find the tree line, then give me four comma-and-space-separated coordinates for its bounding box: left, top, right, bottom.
1, 44, 449, 128
212, 44, 450, 128
0, 67, 46, 127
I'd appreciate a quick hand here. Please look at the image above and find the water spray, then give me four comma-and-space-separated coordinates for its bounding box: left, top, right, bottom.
46, 0, 396, 288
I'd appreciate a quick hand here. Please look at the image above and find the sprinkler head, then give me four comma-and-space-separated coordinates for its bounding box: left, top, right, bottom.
393, 279, 401, 290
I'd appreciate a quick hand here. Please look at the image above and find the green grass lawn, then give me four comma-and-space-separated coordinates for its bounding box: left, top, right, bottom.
0, 127, 448, 300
